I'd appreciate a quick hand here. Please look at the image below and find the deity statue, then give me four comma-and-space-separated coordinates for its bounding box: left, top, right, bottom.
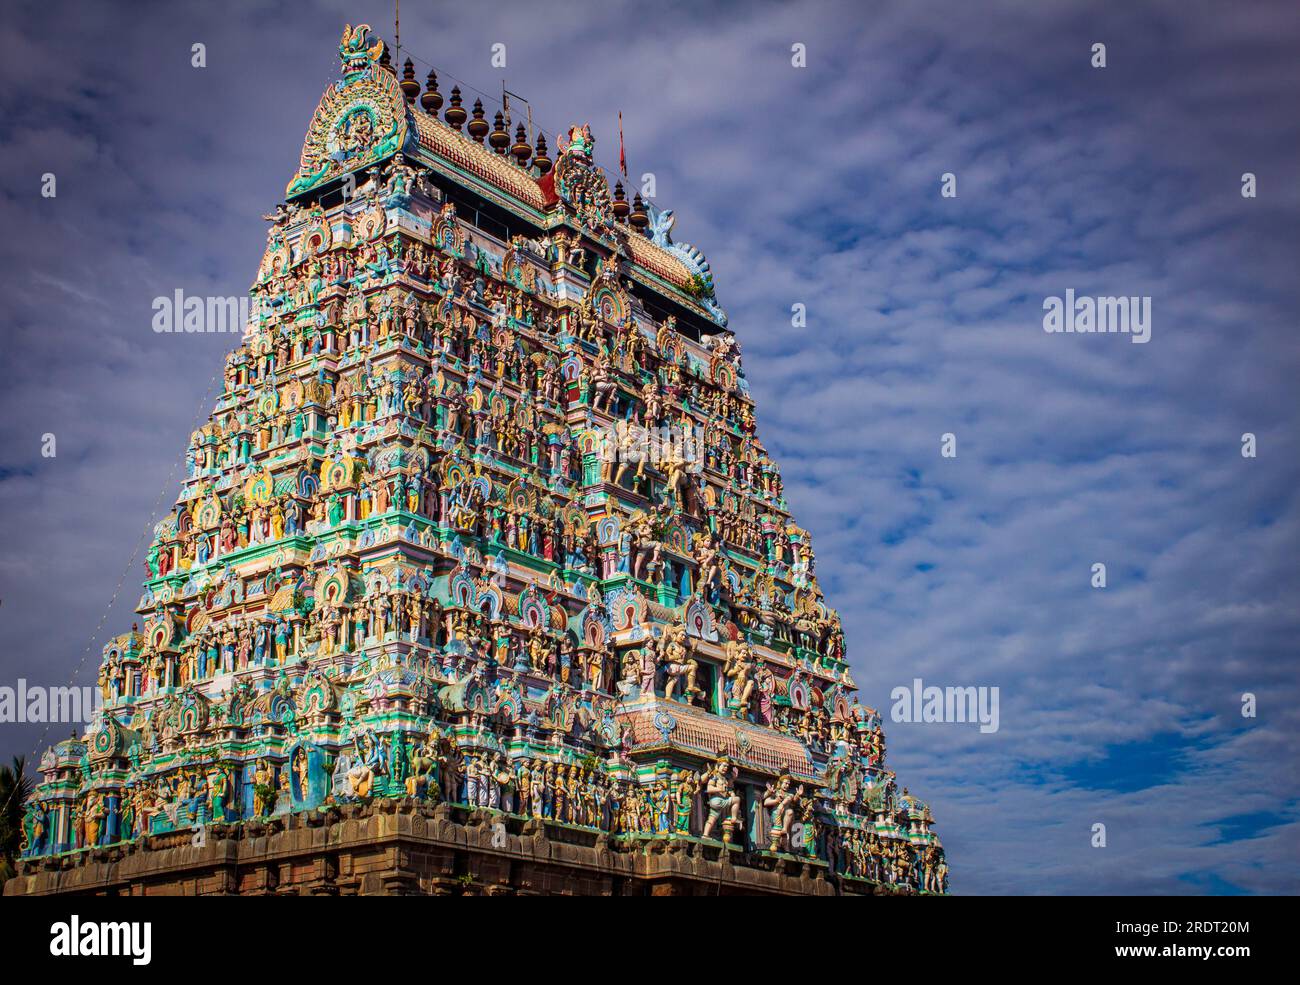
657, 623, 700, 702
701, 757, 742, 843
722, 637, 756, 717
252, 759, 276, 817
762, 773, 805, 854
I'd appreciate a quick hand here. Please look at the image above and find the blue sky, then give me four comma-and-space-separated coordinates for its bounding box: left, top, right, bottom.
0, 0, 1297, 894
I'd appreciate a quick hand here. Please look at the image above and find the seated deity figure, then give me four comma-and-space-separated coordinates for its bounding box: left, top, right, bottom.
343, 730, 384, 798
346, 753, 375, 800
331, 752, 355, 800
619, 648, 639, 688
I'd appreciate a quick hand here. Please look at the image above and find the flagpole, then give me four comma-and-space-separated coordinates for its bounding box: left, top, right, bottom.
618, 111, 628, 179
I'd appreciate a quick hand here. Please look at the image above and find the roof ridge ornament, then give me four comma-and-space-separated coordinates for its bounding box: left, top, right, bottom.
644, 200, 727, 326
557, 123, 595, 161
286, 24, 410, 199
340, 23, 384, 79
552, 124, 615, 235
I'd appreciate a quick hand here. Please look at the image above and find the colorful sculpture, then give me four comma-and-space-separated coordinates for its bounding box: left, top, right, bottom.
13, 22, 945, 895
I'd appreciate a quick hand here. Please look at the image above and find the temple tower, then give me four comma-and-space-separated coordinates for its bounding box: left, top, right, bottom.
7, 24, 945, 897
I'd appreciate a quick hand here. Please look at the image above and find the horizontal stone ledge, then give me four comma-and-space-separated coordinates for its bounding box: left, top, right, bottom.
7, 800, 877, 897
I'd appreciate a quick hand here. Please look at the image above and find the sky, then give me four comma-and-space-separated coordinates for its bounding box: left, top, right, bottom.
0, 0, 1297, 895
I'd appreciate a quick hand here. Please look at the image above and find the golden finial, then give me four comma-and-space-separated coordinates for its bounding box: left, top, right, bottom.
511, 124, 532, 168
489, 112, 510, 154
468, 99, 489, 143
400, 58, 420, 103
629, 192, 649, 230
445, 87, 467, 130
533, 133, 552, 175
421, 69, 443, 115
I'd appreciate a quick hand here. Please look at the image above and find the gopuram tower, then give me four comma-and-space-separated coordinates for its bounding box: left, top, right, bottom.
8, 25, 947, 897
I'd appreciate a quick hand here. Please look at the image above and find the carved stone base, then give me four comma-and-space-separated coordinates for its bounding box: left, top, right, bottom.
5, 801, 877, 897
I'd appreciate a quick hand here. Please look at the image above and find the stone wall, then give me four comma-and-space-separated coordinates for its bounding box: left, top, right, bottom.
5, 801, 891, 896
